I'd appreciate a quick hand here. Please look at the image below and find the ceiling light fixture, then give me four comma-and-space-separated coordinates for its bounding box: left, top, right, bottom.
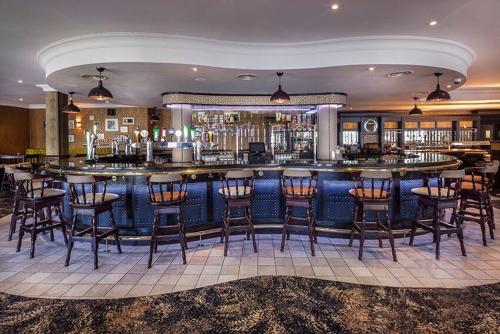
368, 67, 376, 72
426, 72, 450, 102
192, 67, 198, 72
409, 97, 423, 115
195, 77, 207, 82
237, 74, 257, 81
88, 67, 113, 102
63, 91, 81, 114
331, 4, 339, 10
385, 70, 414, 78
17, 80, 23, 84
270, 72, 290, 104
428, 20, 438, 26
18, 98, 23, 101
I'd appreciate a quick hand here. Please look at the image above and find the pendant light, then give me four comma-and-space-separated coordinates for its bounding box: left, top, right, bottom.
270, 72, 290, 104
88, 67, 113, 102
62, 91, 80, 114
409, 97, 423, 115
426, 72, 450, 102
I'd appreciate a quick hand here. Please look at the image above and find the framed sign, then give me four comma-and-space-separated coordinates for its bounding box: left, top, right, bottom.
123, 117, 134, 125
105, 118, 119, 131
68, 134, 75, 143
68, 120, 75, 130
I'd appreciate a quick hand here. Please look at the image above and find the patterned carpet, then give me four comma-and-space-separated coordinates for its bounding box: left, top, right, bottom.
0, 276, 498, 334
0, 191, 12, 218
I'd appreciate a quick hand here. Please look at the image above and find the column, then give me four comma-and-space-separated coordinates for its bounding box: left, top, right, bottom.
317, 104, 338, 160
170, 104, 193, 162
42, 86, 68, 157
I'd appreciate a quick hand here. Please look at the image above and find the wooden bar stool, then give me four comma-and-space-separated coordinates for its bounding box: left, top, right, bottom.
409, 169, 466, 259
14, 172, 67, 258
219, 170, 257, 257
147, 173, 188, 267
280, 169, 317, 256
65, 175, 122, 269
456, 163, 498, 245
348, 170, 397, 261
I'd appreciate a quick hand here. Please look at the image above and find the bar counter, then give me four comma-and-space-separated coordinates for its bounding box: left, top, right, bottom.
45, 152, 459, 238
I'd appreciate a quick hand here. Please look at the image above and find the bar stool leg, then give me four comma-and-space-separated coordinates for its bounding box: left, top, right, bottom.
148, 214, 160, 268
178, 211, 187, 265
433, 208, 441, 259
280, 206, 289, 252
485, 197, 495, 239
8, 196, 19, 241
109, 209, 122, 254
349, 202, 358, 247
307, 205, 315, 256
29, 210, 38, 259
358, 212, 366, 261
91, 217, 99, 269
376, 211, 383, 248
16, 208, 27, 252
479, 200, 487, 246
487, 196, 495, 230
385, 210, 397, 262
246, 206, 257, 253
56, 203, 68, 245
223, 206, 230, 257
65, 214, 77, 266
409, 203, 421, 246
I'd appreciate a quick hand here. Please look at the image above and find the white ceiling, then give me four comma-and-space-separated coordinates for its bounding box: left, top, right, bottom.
0, 0, 499, 109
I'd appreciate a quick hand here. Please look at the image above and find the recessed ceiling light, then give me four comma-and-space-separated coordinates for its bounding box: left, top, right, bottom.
331, 4, 339, 10
192, 67, 198, 72
17, 80, 23, 84
385, 70, 414, 78
18, 98, 23, 101
428, 20, 438, 26
237, 74, 257, 81
368, 67, 376, 72
195, 77, 207, 81
446, 84, 452, 88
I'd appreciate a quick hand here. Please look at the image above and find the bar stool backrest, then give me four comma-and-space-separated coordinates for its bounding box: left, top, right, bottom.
281, 169, 317, 197
220, 170, 255, 198
4, 165, 22, 190
426, 169, 465, 199
354, 170, 392, 199
148, 173, 187, 204
469, 164, 499, 192
14, 172, 44, 199
67, 175, 107, 205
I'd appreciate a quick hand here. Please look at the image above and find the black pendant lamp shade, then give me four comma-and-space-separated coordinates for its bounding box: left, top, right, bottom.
426, 72, 450, 102
270, 72, 290, 104
88, 67, 113, 101
62, 91, 80, 114
409, 97, 423, 115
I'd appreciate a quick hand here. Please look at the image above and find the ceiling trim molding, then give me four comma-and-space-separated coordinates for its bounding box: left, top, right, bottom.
38, 32, 475, 78
28, 103, 136, 109
35, 84, 57, 92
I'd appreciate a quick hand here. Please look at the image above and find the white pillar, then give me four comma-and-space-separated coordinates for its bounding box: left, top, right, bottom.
170, 104, 193, 162
317, 104, 338, 160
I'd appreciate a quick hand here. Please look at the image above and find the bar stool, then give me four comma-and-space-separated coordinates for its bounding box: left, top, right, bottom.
14, 172, 68, 258
280, 169, 317, 256
456, 163, 498, 245
65, 175, 122, 269
219, 170, 257, 257
409, 169, 466, 259
348, 170, 397, 261
147, 173, 188, 267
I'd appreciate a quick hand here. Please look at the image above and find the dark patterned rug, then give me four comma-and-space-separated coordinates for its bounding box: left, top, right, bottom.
0, 276, 498, 334
0, 190, 13, 218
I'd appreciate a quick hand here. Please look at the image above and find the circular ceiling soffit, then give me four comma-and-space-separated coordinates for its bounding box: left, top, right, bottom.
38, 33, 475, 78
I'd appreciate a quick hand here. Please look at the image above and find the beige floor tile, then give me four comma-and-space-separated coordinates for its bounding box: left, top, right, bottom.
104, 284, 134, 298
127, 284, 155, 297
218, 275, 238, 283
356, 276, 380, 286
258, 265, 276, 275
196, 274, 219, 287
172, 284, 195, 292
276, 265, 295, 275
137, 273, 162, 285
42, 283, 74, 297
220, 265, 239, 275
60, 273, 88, 284
99, 273, 125, 285
369, 267, 392, 277
183, 264, 204, 275
178, 274, 200, 285
312, 266, 334, 277
84, 284, 114, 298
22, 272, 52, 284
294, 266, 314, 276
332, 266, 354, 277
148, 284, 173, 295
63, 284, 94, 297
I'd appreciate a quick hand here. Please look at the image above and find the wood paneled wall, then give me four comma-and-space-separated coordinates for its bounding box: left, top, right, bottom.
0, 106, 30, 154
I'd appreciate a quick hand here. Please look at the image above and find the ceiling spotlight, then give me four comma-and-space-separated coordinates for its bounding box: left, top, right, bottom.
385, 70, 414, 78
195, 77, 207, 82
368, 67, 376, 72
409, 97, 423, 115
270, 72, 290, 104
192, 67, 198, 72
428, 20, 438, 26
331, 4, 339, 10
426, 72, 451, 102
237, 74, 257, 81
446, 84, 452, 88
63, 91, 81, 114
88, 67, 113, 102
17, 80, 23, 84
18, 98, 23, 101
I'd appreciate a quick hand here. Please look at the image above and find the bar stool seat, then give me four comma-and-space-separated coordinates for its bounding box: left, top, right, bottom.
348, 170, 397, 262
464, 175, 488, 183
65, 175, 122, 269
73, 192, 119, 206
147, 174, 188, 267
411, 187, 456, 198
409, 169, 466, 259
219, 170, 257, 256
280, 169, 318, 256
26, 188, 66, 199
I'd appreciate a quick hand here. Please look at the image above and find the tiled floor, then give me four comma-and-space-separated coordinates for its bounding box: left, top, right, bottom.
0, 207, 499, 299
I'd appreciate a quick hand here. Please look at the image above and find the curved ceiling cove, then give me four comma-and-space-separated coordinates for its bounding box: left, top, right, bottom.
38, 33, 475, 77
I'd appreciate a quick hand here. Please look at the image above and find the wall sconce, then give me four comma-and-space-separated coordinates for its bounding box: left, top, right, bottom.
75, 116, 82, 128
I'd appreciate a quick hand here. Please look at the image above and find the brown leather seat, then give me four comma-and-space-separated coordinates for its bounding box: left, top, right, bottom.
153, 191, 185, 202
411, 187, 455, 198
26, 188, 66, 199
464, 175, 488, 183
75, 192, 119, 205
348, 188, 388, 199
284, 186, 315, 196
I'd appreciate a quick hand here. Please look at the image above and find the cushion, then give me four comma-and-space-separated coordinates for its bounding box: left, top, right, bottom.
74, 192, 119, 205
219, 186, 252, 197
411, 187, 455, 198
284, 186, 315, 196
458, 182, 486, 191
153, 191, 185, 202
464, 175, 488, 183
26, 188, 66, 199
348, 188, 389, 199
